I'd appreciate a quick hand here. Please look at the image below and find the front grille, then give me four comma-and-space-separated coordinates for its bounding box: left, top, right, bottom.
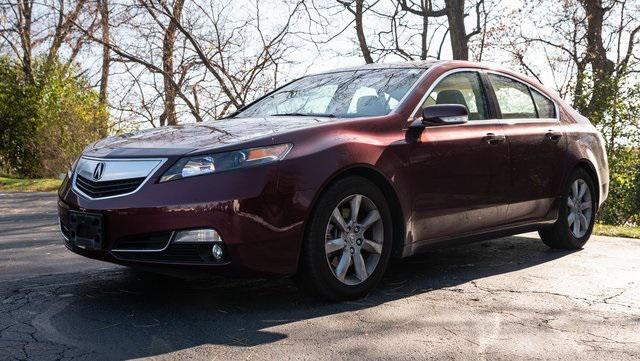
113, 244, 228, 264
75, 174, 145, 198
112, 232, 173, 251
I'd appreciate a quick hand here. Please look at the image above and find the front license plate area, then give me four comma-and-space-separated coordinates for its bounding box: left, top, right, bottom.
68, 211, 104, 250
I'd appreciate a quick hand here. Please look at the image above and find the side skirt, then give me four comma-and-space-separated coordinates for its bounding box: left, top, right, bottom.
399, 219, 556, 258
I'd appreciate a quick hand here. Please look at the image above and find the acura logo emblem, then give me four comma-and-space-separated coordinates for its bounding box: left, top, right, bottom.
93, 162, 105, 180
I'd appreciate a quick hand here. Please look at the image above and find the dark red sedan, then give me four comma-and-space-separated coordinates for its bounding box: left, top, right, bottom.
58, 60, 609, 300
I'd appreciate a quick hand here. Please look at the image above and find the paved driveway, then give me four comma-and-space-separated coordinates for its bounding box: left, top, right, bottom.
1, 192, 639, 360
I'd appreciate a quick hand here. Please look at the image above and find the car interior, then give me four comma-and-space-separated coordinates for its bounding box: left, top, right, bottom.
356, 95, 388, 116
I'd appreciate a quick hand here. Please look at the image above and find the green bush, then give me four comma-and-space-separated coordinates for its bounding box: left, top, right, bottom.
597, 148, 640, 226
0, 57, 107, 178
0, 58, 40, 176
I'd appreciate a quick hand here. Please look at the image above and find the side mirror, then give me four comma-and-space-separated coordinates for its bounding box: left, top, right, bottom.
406, 104, 469, 142
410, 104, 469, 129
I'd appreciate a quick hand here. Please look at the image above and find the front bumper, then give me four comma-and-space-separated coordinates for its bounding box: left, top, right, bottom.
57, 163, 314, 276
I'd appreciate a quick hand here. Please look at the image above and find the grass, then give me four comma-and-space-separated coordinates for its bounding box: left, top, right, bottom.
0, 175, 62, 193
594, 223, 640, 239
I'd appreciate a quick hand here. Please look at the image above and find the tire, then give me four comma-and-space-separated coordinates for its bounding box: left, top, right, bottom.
539, 168, 597, 249
297, 176, 393, 300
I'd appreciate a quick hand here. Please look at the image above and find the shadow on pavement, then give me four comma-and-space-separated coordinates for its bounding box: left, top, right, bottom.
25, 235, 576, 359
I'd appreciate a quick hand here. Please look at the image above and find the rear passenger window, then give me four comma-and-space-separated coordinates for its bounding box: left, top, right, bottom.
531, 89, 556, 118
488, 74, 536, 119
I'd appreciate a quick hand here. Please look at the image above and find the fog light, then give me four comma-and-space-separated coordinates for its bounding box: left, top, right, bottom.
173, 229, 222, 243
212, 244, 224, 260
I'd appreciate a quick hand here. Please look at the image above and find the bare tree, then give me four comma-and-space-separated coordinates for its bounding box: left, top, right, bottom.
354, 0, 374, 63
98, 0, 109, 106
15, 0, 34, 81
440, 0, 486, 60
1, 0, 98, 82
505, 0, 640, 150
335, 0, 378, 63
575, 0, 640, 122
45, 0, 88, 68
397, 0, 447, 59
74, 0, 305, 127
1, 0, 635, 141
332, 0, 490, 63
159, 0, 184, 126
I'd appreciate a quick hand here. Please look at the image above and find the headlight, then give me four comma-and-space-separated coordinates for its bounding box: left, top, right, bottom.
160, 143, 292, 182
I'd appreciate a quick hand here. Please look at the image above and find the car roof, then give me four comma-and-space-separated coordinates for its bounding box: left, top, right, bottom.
308, 60, 523, 79
303, 60, 562, 103
308, 60, 444, 76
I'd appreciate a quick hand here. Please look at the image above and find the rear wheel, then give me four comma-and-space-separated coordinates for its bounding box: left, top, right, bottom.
539, 168, 597, 249
297, 176, 393, 300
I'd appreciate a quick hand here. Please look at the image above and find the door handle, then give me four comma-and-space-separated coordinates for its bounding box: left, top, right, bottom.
545, 130, 563, 141
484, 133, 506, 145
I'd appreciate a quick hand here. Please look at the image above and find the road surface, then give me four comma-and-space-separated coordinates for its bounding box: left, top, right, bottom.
1, 192, 639, 360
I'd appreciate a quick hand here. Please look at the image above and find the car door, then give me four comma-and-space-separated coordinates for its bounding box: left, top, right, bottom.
486, 73, 567, 223
408, 70, 510, 243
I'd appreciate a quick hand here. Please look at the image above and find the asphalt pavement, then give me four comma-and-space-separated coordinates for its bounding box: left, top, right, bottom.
1, 192, 639, 360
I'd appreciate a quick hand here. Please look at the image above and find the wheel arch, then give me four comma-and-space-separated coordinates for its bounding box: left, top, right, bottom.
571, 159, 601, 206
301, 164, 407, 263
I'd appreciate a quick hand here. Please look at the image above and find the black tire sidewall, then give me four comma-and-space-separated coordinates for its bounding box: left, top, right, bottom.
303, 176, 393, 300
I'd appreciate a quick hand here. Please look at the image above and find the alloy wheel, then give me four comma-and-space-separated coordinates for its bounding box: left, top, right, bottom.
324, 194, 384, 285
567, 179, 592, 238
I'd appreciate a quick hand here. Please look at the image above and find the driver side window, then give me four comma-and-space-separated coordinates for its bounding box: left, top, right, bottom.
420, 71, 488, 121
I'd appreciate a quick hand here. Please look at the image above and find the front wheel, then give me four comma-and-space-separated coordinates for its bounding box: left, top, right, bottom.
297, 176, 393, 300
539, 168, 597, 249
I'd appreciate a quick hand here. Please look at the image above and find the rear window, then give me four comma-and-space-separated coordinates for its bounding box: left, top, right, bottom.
488, 74, 536, 119
531, 89, 556, 118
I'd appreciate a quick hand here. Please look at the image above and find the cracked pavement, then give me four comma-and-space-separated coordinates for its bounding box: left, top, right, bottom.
1, 192, 639, 360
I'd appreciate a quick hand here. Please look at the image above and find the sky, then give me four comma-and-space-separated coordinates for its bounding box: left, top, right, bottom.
66, 0, 632, 128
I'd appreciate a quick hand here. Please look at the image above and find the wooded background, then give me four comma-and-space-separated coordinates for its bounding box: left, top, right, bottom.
0, 0, 638, 224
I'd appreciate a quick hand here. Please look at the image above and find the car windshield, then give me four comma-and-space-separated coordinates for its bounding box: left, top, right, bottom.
235, 68, 425, 118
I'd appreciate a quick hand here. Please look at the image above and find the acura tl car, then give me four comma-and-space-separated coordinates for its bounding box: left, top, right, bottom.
58, 60, 609, 300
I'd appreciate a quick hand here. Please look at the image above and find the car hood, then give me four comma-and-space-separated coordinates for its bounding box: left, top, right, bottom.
83, 116, 339, 158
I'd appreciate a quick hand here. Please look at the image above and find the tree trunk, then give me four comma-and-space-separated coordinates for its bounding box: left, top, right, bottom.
420, 4, 428, 60
160, 0, 184, 126
18, 0, 33, 83
578, 0, 616, 119
580, 0, 614, 79
98, 0, 110, 108
41, 0, 88, 79
355, 0, 374, 64
445, 0, 468, 60
573, 61, 587, 112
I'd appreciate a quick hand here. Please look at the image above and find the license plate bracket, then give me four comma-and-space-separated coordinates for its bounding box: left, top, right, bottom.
68, 211, 104, 250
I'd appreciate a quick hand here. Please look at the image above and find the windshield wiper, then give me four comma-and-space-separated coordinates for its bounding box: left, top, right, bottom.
270, 112, 336, 118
